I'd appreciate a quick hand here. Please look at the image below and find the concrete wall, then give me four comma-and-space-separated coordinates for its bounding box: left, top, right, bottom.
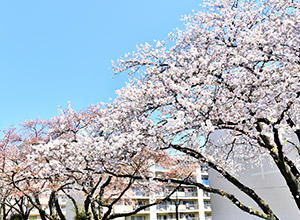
209, 160, 300, 220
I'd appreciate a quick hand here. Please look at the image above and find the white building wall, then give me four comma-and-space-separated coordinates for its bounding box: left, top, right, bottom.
124, 167, 211, 220
209, 160, 300, 220
196, 168, 206, 220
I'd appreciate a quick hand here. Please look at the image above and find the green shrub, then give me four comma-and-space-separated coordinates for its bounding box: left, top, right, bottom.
74, 212, 88, 220
10, 213, 22, 220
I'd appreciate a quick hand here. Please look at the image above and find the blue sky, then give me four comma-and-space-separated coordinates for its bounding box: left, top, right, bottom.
0, 0, 201, 129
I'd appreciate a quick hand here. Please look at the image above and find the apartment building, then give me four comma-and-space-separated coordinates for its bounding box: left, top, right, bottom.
114, 165, 212, 220
25, 166, 212, 220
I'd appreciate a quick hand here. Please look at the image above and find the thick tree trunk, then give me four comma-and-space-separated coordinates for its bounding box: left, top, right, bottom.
270, 150, 300, 210
21, 214, 29, 220
90, 202, 98, 220
175, 202, 179, 220
54, 193, 66, 220
170, 143, 279, 219
38, 210, 47, 220
84, 196, 92, 220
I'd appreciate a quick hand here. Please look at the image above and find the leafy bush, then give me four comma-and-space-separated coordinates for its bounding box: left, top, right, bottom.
74, 212, 88, 220
10, 214, 22, 220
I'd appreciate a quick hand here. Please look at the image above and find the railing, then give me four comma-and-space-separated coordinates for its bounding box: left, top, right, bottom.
204, 205, 211, 210
158, 218, 200, 220
157, 191, 198, 197
157, 204, 199, 211
181, 204, 199, 211
114, 205, 150, 213
185, 192, 198, 197
126, 216, 150, 220
205, 214, 212, 220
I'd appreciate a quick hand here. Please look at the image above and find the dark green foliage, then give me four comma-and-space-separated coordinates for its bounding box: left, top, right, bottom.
10, 213, 22, 220
74, 212, 88, 220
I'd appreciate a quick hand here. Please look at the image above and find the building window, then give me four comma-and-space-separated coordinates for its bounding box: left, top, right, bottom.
204, 201, 211, 209
131, 216, 145, 220
203, 191, 210, 197
157, 201, 168, 210
180, 213, 195, 220
157, 215, 168, 220
205, 213, 212, 217
183, 200, 195, 209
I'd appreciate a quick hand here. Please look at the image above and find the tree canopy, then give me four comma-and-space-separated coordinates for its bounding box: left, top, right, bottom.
110, 0, 299, 218
0, 0, 299, 220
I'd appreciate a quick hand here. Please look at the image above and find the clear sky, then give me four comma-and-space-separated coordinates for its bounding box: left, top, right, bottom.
0, 0, 201, 129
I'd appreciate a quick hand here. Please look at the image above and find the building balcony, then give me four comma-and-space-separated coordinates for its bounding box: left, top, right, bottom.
183, 192, 198, 197
114, 205, 150, 214
203, 191, 210, 198
205, 213, 213, 220
126, 215, 151, 220
132, 188, 150, 197
157, 191, 198, 198
204, 205, 212, 212
156, 204, 199, 212
159, 218, 200, 220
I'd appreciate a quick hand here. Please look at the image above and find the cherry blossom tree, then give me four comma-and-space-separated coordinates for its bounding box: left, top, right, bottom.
1, 1, 299, 220
0, 128, 20, 220
110, 0, 300, 219
46, 105, 191, 220
0, 121, 67, 220
0, 105, 182, 220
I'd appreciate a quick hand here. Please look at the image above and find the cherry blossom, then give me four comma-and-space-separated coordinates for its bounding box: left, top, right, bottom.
111, 0, 299, 218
